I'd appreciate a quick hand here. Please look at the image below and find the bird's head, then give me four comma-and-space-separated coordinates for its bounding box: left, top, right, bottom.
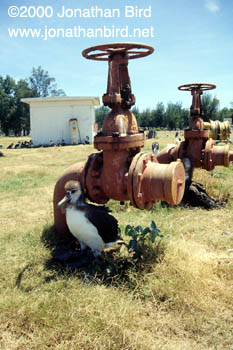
57, 180, 83, 213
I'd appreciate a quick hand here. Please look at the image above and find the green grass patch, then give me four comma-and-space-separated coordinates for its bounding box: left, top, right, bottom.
0, 135, 233, 350
0, 171, 49, 193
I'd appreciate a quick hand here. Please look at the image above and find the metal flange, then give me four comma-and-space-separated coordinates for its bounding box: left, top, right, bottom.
203, 139, 231, 170
127, 152, 185, 209
94, 133, 145, 151
184, 129, 209, 139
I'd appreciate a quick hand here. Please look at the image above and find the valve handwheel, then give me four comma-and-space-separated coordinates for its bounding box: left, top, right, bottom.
178, 83, 216, 92
82, 42, 154, 61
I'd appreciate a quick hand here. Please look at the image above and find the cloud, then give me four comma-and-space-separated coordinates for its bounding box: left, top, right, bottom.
204, 0, 220, 13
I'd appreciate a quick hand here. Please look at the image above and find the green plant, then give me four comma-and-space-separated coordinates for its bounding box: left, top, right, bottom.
1, 138, 233, 350
125, 221, 163, 259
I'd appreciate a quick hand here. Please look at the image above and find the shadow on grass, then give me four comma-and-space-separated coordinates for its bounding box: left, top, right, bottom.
40, 224, 166, 289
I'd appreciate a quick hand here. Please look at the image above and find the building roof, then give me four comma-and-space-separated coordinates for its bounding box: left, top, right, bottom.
21, 96, 100, 106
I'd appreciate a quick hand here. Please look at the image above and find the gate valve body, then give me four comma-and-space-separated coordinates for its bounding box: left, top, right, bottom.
156, 83, 233, 172
53, 43, 185, 236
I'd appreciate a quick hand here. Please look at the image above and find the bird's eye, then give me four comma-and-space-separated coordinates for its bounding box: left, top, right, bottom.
71, 189, 76, 194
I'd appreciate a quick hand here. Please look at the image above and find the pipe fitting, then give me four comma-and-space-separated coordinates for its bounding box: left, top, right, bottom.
53, 43, 186, 237
203, 140, 232, 170
157, 83, 233, 173
204, 120, 231, 140
127, 153, 185, 209
53, 161, 85, 237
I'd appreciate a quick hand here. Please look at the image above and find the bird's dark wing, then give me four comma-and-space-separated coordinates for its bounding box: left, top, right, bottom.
85, 207, 121, 243
84, 203, 112, 212
76, 202, 112, 213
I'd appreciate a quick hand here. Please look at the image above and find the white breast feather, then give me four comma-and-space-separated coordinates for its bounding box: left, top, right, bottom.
66, 207, 105, 254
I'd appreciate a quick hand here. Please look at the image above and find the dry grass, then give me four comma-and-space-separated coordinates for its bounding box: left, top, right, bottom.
0, 133, 233, 350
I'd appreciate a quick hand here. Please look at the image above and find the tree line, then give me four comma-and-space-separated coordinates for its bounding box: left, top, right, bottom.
0, 67, 65, 136
96, 96, 233, 130
1, 68, 233, 136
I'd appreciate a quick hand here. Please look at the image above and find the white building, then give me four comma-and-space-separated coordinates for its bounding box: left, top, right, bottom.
21, 96, 100, 146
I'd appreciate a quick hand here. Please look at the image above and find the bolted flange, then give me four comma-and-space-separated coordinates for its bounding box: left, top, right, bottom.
54, 42, 188, 238
203, 140, 232, 171
127, 152, 185, 209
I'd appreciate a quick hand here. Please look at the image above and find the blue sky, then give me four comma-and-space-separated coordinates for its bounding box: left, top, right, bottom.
0, 0, 232, 110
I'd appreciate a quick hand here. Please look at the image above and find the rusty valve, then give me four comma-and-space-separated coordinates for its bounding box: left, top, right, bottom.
53, 43, 185, 237
82, 42, 154, 110
203, 120, 231, 141
156, 83, 233, 174
178, 83, 231, 141
178, 83, 216, 130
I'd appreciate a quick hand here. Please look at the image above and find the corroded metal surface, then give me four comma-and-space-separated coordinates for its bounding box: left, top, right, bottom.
178, 83, 216, 129
127, 152, 185, 209
54, 42, 186, 237
82, 42, 154, 61
94, 133, 145, 151
53, 161, 85, 236
203, 140, 231, 170
101, 106, 139, 135
157, 83, 233, 172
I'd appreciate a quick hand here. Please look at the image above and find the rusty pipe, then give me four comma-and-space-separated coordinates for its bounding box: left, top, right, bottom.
157, 83, 233, 172
156, 138, 233, 171
81, 149, 185, 207
230, 151, 233, 162
53, 43, 186, 237
127, 153, 185, 209
54, 151, 186, 236
53, 161, 85, 236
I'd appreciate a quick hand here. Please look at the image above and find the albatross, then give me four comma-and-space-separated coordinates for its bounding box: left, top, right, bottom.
58, 180, 124, 257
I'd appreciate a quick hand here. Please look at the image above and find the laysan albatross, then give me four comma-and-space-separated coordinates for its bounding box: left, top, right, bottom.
58, 180, 124, 257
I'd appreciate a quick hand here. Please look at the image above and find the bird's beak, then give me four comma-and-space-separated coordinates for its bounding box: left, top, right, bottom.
57, 196, 69, 213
